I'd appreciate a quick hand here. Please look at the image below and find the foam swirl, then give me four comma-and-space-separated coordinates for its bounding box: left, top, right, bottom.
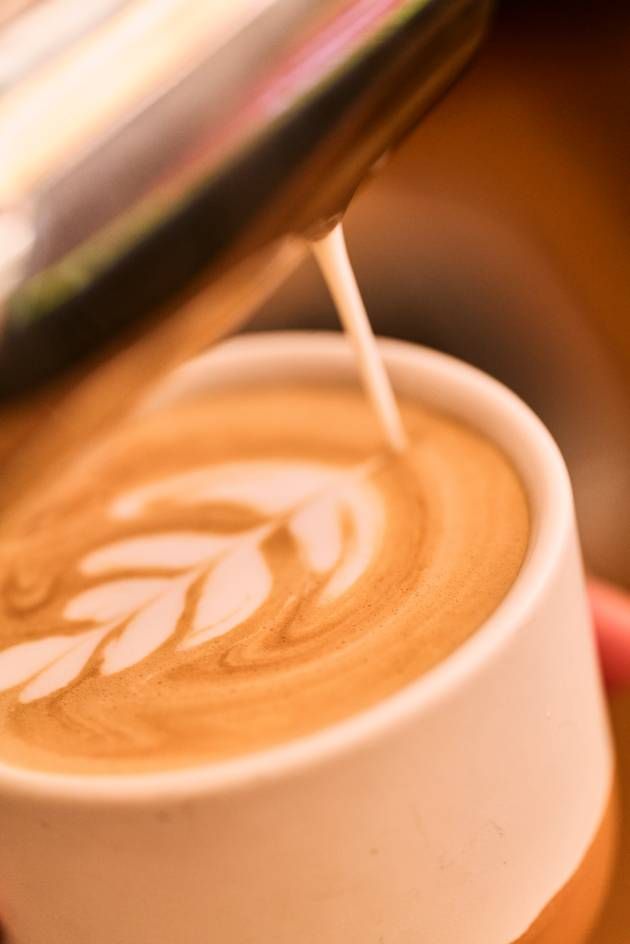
0, 460, 382, 700
0, 385, 529, 773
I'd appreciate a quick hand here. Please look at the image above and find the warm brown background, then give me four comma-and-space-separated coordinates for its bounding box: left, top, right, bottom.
253, 2, 630, 937
257, 0, 630, 588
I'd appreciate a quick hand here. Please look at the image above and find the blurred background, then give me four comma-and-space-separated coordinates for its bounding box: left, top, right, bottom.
252, 0, 630, 592
251, 4, 630, 935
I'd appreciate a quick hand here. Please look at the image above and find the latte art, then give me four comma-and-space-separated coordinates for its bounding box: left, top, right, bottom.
0, 385, 529, 773
0, 460, 383, 700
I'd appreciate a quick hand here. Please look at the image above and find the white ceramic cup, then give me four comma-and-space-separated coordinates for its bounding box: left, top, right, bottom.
0, 333, 614, 944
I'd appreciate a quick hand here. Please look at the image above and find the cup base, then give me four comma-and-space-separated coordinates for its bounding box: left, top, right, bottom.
514, 782, 617, 943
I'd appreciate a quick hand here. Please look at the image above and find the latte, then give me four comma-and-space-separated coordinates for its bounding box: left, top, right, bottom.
0, 384, 529, 773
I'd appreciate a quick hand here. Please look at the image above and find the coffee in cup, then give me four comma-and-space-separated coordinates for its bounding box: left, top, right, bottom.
0, 383, 528, 774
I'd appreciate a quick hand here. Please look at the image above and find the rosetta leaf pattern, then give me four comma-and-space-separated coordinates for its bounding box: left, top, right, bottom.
0, 461, 381, 702
184, 544, 271, 650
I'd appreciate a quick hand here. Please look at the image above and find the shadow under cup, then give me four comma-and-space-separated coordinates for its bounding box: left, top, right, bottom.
0, 333, 615, 944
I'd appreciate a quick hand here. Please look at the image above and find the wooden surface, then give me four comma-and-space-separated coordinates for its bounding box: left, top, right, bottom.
588, 692, 630, 942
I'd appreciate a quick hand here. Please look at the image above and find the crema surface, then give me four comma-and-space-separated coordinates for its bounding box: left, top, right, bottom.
0, 385, 529, 774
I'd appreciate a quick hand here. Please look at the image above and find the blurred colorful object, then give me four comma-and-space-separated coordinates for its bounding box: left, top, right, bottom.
591, 580, 630, 691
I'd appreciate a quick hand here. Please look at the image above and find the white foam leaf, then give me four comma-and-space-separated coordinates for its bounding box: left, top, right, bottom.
321, 485, 383, 601
64, 578, 168, 623
180, 544, 271, 650
20, 627, 108, 702
289, 496, 342, 573
0, 459, 385, 703
0, 635, 81, 692
110, 461, 341, 519
101, 575, 194, 675
81, 532, 233, 575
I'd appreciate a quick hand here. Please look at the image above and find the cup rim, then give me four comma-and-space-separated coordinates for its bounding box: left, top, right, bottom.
0, 332, 574, 804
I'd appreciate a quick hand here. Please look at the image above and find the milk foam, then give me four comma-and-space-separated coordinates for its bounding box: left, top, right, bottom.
0, 385, 529, 773
0, 459, 384, 703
